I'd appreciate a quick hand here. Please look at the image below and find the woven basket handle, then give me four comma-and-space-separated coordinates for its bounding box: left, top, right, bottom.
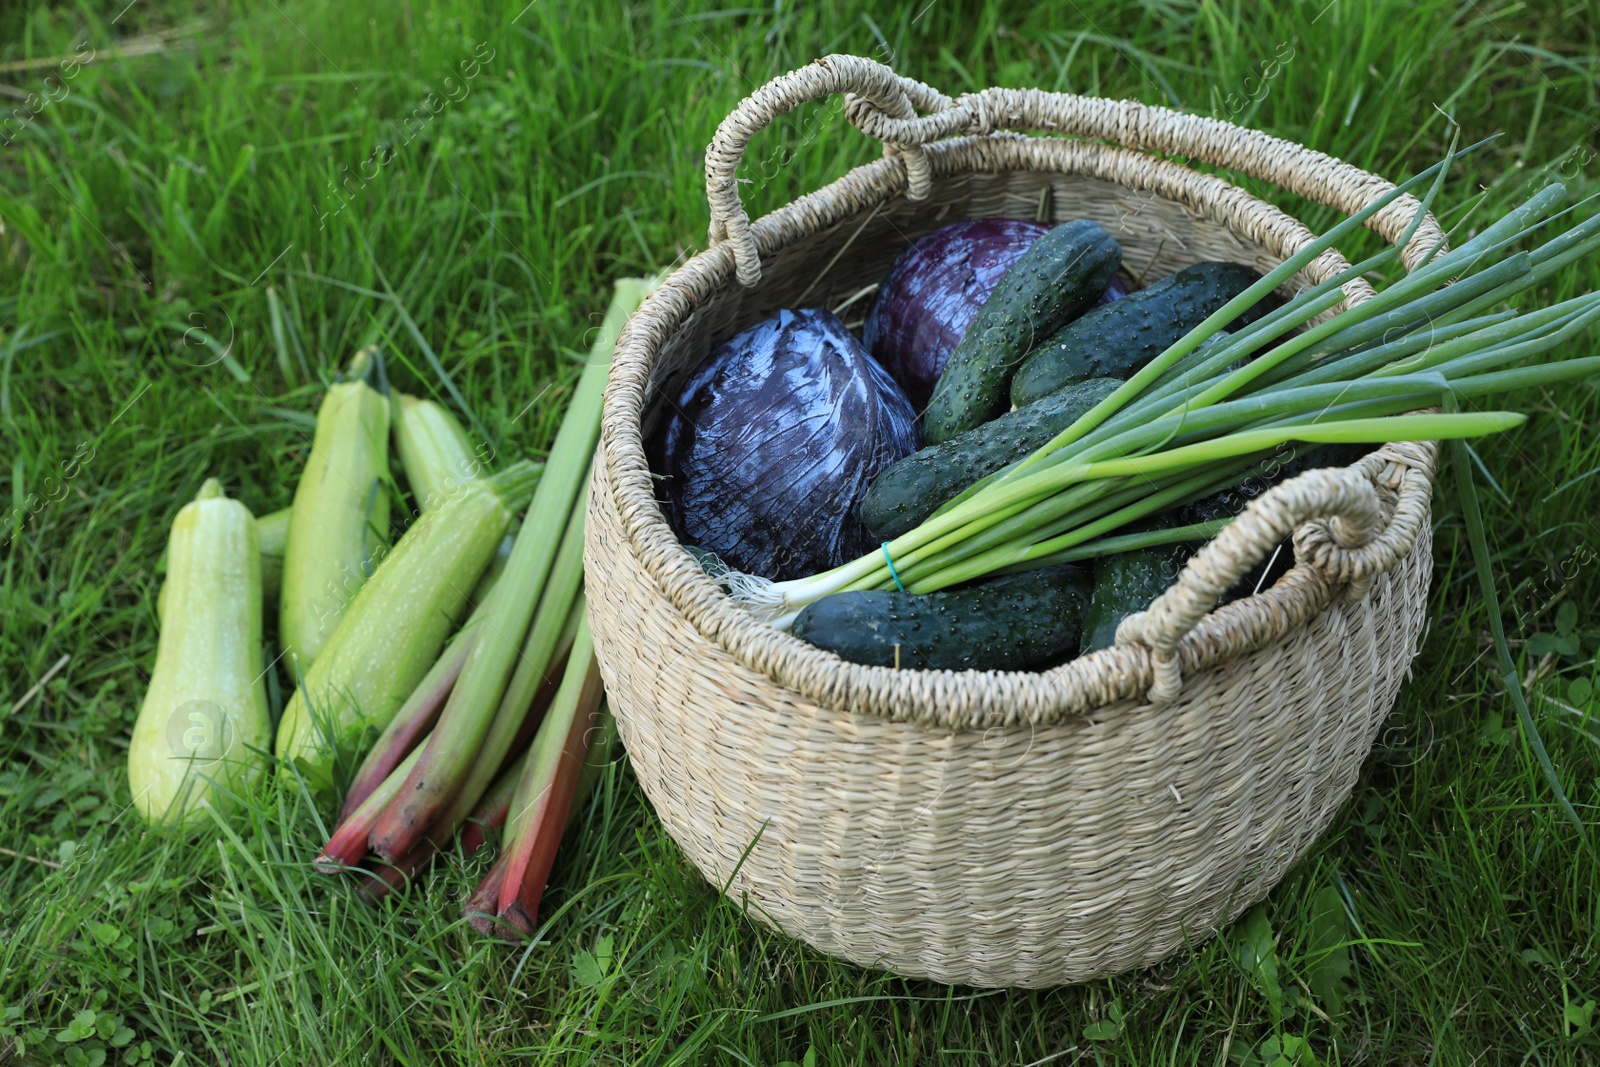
1114, 463, 1431, 704
705, 54, 1446, 286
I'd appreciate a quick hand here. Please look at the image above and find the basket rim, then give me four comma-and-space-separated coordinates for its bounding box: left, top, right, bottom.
596, 133, 1439, 730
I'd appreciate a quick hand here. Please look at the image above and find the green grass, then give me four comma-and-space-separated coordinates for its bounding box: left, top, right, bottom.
2, 0, 1598, 1062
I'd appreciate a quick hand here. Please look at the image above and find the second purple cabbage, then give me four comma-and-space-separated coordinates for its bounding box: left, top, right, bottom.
863, 218, 1131, 410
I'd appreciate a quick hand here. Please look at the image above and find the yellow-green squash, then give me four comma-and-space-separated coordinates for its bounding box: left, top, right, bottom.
280, 347, 392, 670
129, 479, 271, 828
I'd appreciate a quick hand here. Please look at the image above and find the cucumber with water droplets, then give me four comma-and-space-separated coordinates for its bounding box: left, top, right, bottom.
922, 220, 1121, 444
791, 565, 1091, 671
861, 377, 1123, 541
1081, 546, 1185, 653
1011, 261, 1277, 407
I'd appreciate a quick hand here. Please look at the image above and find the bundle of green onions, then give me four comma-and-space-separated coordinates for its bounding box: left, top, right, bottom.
313, 277, 652, 939
734, 141, 1600, 628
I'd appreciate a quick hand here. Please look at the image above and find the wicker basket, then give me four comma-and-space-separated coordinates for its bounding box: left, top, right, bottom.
585, 55, 1445, 988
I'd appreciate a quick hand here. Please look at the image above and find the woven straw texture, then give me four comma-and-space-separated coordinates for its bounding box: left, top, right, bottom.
585, 55, 1441, 987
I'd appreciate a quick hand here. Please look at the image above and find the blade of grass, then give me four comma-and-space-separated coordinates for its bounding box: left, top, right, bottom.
1447, 429, 1591, 849
265, 285, 298, 387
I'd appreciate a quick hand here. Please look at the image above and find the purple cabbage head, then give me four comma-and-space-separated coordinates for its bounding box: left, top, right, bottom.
863, 218, 1136, 410
652, 308, 919, 581
863, 219, 1049, 411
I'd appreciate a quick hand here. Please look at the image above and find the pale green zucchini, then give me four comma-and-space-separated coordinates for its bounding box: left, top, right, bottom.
280, 348, 393, 669
129, 479, 271, 828
273, 460, 540, 786
394, 393, 489, 511
158, 503, 292, 620
255, 505, 291, 605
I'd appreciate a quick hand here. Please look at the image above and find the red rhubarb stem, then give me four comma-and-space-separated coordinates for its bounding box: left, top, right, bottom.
368, 499, 588, 862
315, 742, 426, 874
455, 758, 521, 858
365, 279, 645, 861
339, 620, 478, 822
361, 740, 529, 902
412, 600, 582, 851
424, 639, 566, 845
493, 614, 603, 939
464, 850, 513, 937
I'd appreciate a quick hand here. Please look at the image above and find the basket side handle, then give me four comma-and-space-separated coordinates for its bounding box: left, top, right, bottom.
705, 55, 954, 286
706, 55, 1447, 287
1115, 460, 1433, 704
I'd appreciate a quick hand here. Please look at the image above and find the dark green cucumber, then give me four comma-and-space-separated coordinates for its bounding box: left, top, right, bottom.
862, 331, 1230, 544
1080, 446, 1373, 650
1011, 261, 1278, 407
1081, 546, 1185, 653
923, 220, 1121, 444
861, 377, 1122, 542
791, 565, 1091, 671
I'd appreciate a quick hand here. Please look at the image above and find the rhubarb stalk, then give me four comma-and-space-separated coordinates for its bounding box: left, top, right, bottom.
367, 278, 648, 861
361, 744, 526, 901
409, 508, 588, 851
316, 743, 425, 873
490, 611, 605, 939
464, 851, 512, 936
339, 615, 480, 822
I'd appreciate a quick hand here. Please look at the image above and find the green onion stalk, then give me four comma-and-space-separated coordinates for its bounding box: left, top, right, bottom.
725, 142, 1600, 629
